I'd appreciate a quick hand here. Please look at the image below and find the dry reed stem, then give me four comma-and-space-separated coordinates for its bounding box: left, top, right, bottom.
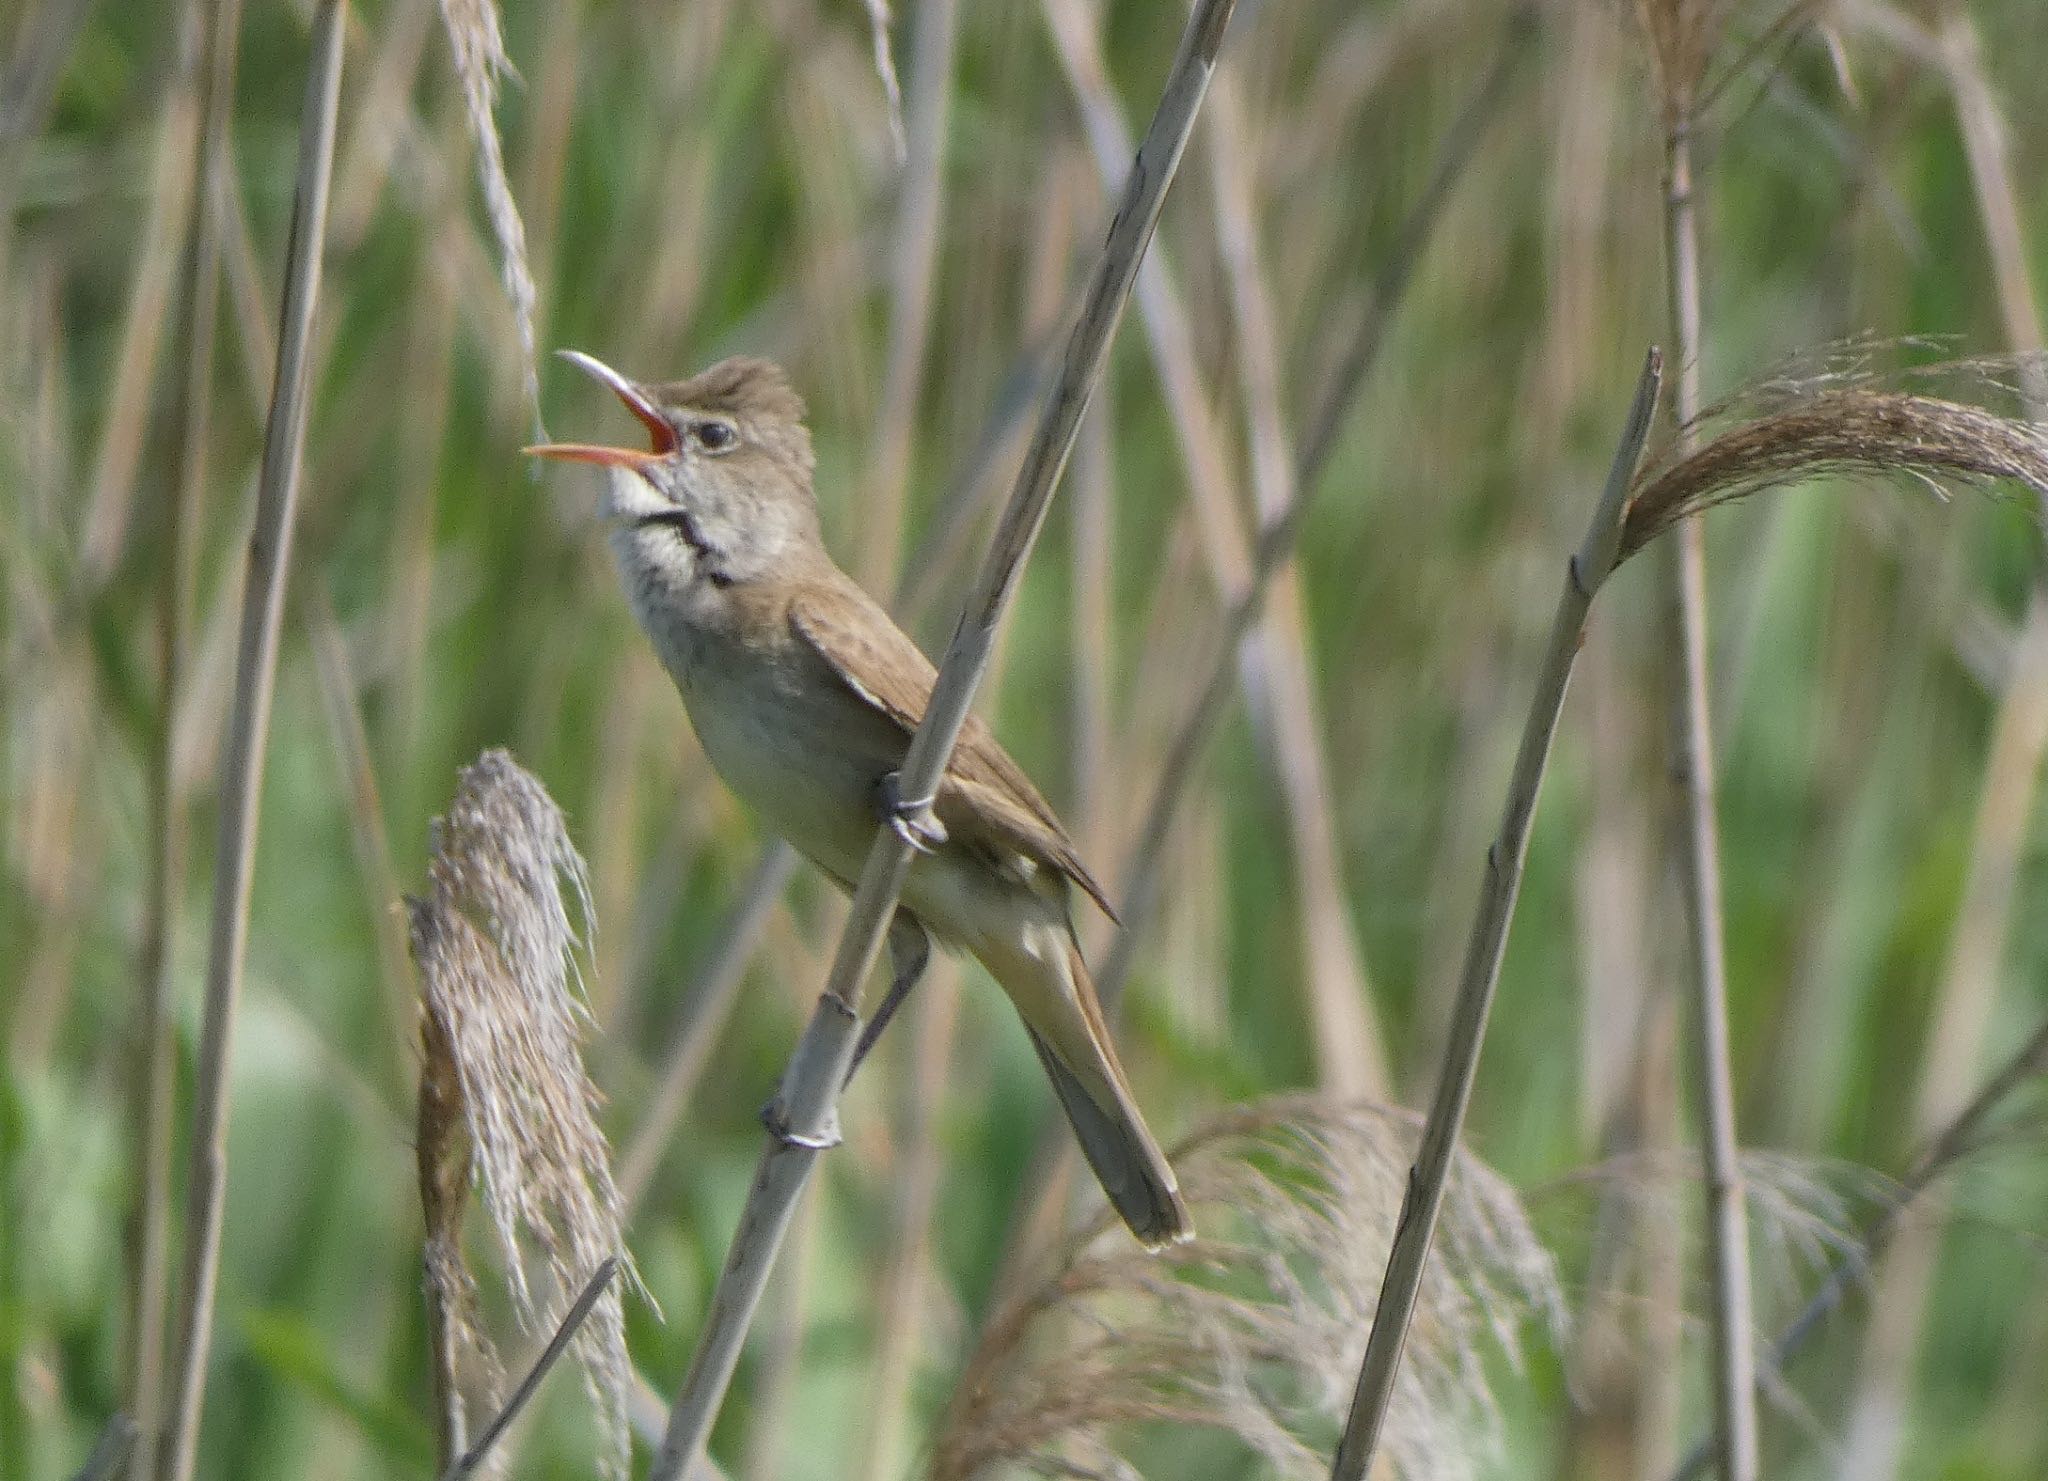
76, 4, 206, 582
645, 7, 1238, 1473
1834, 21, 2048, 1473
157, 10, 343, 1478
956, 25, 1520, 1300
1332, 351, 1663, 1481
856, 0, 959, 587
1205, 60, 1386, 1097
410, 749, 641, 1478
1092, 19, 1525, 1014
1669, 1010, 2048, 1481
438, 0, 540, 415
126, 4, 240, 1466
1040, 5, 1393, 1094
853, 959, 965, 1481
1656, 73, 1759, 1478
305, 590, 420, 1085
935, 1095, 1562, 1481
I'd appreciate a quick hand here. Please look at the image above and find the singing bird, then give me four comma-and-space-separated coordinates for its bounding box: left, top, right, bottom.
529, 351, 1191, 1248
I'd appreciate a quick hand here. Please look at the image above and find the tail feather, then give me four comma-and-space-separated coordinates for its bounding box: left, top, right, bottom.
1026, 1026, 1193, 1249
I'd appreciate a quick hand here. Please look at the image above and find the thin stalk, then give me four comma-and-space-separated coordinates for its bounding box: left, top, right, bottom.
1662, 114, 1758, 1481
644, 6, 1237, 1474
76, 4, 206, 584
857, 0, 960, 588
1329, 352, 1662, 1481
1095, 28, 1522, 1009
852, 962, 964, 1481
1204, 63, 1383, 1094
971, 42, 1519, 1298
1043, 0, 1393, 1092
128, 1, 242, 1468
1831, 18, 2048, 1477
1669, 1010, 2048, 1481
439, 1258, 620, 1481
68, 1415, 136, 1481
157, 8, 345, 1479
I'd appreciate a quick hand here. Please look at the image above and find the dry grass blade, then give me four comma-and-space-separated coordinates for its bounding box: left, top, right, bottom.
1618, 383, 2048, 559
934, 1095, 1562, 1481
410, 748, 641, 1479
158, 10, 343, 1478
438, 0, 539, 414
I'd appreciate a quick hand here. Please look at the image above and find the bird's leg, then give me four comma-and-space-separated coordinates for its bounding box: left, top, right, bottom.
877, 769, 947, 854
846, 912, 932, 1082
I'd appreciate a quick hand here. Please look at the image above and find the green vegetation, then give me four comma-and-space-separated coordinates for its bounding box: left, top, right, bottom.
5, 0, 2048, 1477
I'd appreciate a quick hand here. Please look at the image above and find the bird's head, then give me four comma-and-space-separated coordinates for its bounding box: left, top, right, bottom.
527, 350, 820, 587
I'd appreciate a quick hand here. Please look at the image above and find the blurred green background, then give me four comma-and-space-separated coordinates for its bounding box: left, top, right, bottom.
5, 0, 2048, 1476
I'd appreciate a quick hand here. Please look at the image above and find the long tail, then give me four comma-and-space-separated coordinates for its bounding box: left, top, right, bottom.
1016, 939, 1192, 1249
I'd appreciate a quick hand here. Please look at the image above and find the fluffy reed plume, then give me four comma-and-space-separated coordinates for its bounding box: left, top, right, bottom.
1619, 363, 2048, 561
438, 0, 540, 412
408, 749, 638, 1477
933, 1097, 1563, 1481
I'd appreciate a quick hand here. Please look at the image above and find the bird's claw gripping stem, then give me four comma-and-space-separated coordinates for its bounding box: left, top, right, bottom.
878, 770, 946, 854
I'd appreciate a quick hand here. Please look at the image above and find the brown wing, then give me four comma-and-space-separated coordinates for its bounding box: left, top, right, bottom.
788, 583, 1118, 921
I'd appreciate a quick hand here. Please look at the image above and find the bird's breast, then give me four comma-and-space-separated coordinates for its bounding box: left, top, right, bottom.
671, 635, 902, 884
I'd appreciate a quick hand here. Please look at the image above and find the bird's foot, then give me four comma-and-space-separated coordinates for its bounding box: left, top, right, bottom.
877, 770, 946, 854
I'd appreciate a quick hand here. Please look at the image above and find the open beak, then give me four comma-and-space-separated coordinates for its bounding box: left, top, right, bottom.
524, 349, 678, 468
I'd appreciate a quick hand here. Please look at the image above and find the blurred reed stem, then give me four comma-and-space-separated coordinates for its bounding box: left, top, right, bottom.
1670, 1008, 2048, 1481
645, 6, 1237, 1473
126, 1, 241, 1470
1837, 15, 2048, 1476
1044, 0, 1387, 1094
159, 7, 344, 1478
1661, 108, 1759, 1481
1330, 350, 1661, 1481
857, 0, 959, 588
976, 31, 1522, 1297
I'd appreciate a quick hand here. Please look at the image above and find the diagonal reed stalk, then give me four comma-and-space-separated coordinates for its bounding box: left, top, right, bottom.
1329, 351, 1663, 1481
643, 5, 1239, 1475
156, 7, 346, 1479
1662, 105, 1759, 1481
438, 1258, 621, 1481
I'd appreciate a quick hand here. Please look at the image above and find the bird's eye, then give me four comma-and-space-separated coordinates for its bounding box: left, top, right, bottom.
693, 419, 737, 453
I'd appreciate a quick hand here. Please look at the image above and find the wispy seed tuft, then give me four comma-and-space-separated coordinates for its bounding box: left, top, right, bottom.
933, 1096, 1563, 1481
410, 749, 639, 1478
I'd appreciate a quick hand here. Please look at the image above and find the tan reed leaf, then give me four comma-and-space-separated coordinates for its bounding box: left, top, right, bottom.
409, 749, 639, 1478
933, 1095, 1563, 1481
437, 0, 541, 413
